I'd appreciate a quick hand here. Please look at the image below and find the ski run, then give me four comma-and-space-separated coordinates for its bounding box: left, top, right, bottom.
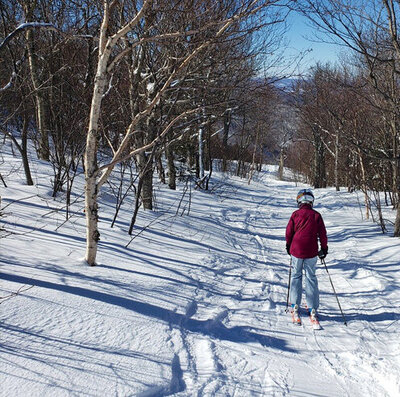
1, 143, 400, 397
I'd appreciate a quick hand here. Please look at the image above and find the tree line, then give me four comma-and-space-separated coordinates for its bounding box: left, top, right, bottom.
282, 0, 400, 236
0, 0, 290, 264
2, 1, 399, 266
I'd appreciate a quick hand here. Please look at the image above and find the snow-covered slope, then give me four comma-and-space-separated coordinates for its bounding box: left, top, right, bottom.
1, 144, 400, 396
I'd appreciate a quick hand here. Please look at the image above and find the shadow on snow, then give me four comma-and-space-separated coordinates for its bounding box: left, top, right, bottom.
0, 272, 295, 354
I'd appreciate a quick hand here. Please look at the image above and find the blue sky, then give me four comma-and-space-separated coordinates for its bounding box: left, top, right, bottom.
284, 11, 346, 73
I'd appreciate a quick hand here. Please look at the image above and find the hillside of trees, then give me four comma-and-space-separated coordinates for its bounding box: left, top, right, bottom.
1, 0, 400, 265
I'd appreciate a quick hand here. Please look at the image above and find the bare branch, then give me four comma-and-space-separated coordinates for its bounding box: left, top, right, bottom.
97, 106, 202, 185
0, 285, 34, 304
0, 22, 58, 51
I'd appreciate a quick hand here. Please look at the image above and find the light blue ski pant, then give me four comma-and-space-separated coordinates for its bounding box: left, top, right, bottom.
289, 255, 319, 310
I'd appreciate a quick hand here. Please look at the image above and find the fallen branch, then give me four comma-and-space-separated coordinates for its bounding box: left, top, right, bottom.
0, 284, 34, 304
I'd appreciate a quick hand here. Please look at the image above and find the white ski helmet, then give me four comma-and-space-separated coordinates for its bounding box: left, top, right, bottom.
296, 188, 314, 206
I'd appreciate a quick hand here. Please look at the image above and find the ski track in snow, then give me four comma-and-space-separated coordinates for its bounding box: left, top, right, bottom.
1, 149, 400, 396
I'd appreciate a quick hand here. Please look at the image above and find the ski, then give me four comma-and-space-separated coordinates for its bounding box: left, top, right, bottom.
292, 312, 301, 325
289, 305, 322, 329
303, 305, 322, 330
309, 309, 322, 330
310, 317, 321, 330
291, 304, 301, 325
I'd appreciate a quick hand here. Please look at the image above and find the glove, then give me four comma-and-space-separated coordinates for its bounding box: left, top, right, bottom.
318, 247, 328, 259
286, 244, 291, 256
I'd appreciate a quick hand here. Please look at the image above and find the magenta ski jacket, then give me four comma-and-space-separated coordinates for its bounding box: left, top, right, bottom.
286, 203, 328, 259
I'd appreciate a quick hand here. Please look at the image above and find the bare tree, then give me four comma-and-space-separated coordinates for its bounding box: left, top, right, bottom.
83, 0, 290, 265
0, 0, 293, 263
296, 0, 400, 235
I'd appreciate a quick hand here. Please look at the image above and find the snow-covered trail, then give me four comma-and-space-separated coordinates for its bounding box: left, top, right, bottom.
1, 162, 400, 396
173, 172, 400, 397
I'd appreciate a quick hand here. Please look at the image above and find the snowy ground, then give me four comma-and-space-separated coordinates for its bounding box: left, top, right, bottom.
1, 145, 400, 396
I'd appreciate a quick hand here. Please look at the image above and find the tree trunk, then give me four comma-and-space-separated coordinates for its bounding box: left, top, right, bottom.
222, 109, 231, 172
334, 133, 340, 191
198, 121, 205, 179
392, 122, 399, 206
7, 114, 34, 185
358, 148, 370, 220
312, 124, 326, 188
84, 16, 111, 265
129, 177, 144, 234
86, 4, 154, 253
142, 167, 154, 210
166, 136, 176, 190
188, 144, 197, 175
205, 122, 212, 190
394, 155, 400, 236
248, 124, 259, 184
394, 201, 400, 236
136, 115, 157, 210
136, 150, 154, 210
21, 114, 34, 185
374, 190, 386, 233
84, 147, 101, 266
156, 154, 166, 184
27, 38, 50, 161
198, 105, 207, 179
25, 14, 50, 161
278, 146, 285, 180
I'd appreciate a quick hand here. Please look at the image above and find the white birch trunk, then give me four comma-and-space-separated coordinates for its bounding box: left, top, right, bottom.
82, 0, 265, 264
84, 2, 112, 265
278, 146, 285, 180
334, 133, 339, 191
198, 122, 205, 179
358, 148, 370, 220
84, 0, 151, 265
25, 21, 50, 161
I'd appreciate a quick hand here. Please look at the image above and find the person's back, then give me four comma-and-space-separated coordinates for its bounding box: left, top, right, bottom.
286, 203, 327, 259
285, 189, 328, 327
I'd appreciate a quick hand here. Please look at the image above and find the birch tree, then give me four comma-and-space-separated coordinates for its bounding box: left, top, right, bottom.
19, 0, 53, 161
84, 0, 288, 265
0, 1, 98, 187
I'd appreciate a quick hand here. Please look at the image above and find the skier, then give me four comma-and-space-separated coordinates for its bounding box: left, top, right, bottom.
285, 188, 328, 327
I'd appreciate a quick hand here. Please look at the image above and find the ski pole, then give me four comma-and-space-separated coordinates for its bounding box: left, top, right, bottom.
321, 258, 347, 326
285, 257, 292, 313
